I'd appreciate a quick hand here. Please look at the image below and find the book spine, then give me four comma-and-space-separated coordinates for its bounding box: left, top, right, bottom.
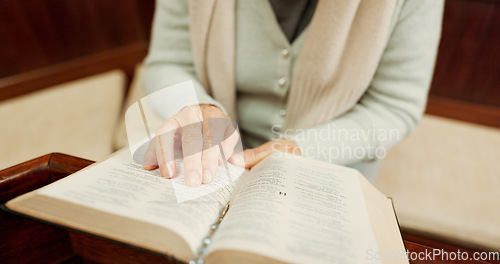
190, 202, 231, 264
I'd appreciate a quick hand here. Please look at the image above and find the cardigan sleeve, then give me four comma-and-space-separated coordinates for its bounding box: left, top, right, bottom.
287, 0, 444, 166
142, 0, 226, 120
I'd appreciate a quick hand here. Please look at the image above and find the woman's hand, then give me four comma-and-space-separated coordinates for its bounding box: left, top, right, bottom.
143, 104, 240, 187
230, 139, 301, 169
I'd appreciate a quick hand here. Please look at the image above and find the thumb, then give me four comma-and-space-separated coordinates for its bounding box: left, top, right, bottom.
229, 142, 274, 169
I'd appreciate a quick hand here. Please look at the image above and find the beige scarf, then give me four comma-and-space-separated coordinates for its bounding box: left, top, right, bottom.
189, 0, 396, 130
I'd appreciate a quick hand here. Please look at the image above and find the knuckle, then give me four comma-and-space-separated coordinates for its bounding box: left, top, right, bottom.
202, 105, 226, 119
182, 128, 202, 142
183, 106, 203, 120
182, 134, 203, 146
175, 106, 203, 123
156, 119, 177, 136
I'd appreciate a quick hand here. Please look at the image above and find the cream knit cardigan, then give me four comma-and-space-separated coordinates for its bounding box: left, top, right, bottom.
189, 0, 396, 130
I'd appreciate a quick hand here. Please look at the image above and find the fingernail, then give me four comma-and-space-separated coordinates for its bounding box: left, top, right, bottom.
166, 163, 174, 177
186, 171, 201, 187
159, 165, 171, 179
203, 170, 212, 184
143, 165, 158, 170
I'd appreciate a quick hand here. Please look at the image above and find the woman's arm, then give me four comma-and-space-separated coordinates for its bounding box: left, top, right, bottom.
143, 0, 226, 119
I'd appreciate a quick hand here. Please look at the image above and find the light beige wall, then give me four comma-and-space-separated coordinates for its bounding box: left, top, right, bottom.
0, 70, 125, 169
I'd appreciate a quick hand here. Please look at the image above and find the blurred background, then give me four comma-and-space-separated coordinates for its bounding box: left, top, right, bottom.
0, 0, 499, 254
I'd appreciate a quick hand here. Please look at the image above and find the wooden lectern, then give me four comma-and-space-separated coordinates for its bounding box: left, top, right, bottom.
0, 153, 497, 264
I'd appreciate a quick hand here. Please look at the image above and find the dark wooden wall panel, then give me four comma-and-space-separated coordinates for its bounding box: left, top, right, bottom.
0, 0, 154, 78
475, 6, 500, 106
428, 0, 500, 120
0, 0, 498, 127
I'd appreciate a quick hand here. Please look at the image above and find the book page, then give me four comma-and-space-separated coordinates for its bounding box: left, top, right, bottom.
207, 153, 381, 264
37, 149, 245, 254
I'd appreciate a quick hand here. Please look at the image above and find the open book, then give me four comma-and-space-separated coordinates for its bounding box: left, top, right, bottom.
6, 149, 407, 264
